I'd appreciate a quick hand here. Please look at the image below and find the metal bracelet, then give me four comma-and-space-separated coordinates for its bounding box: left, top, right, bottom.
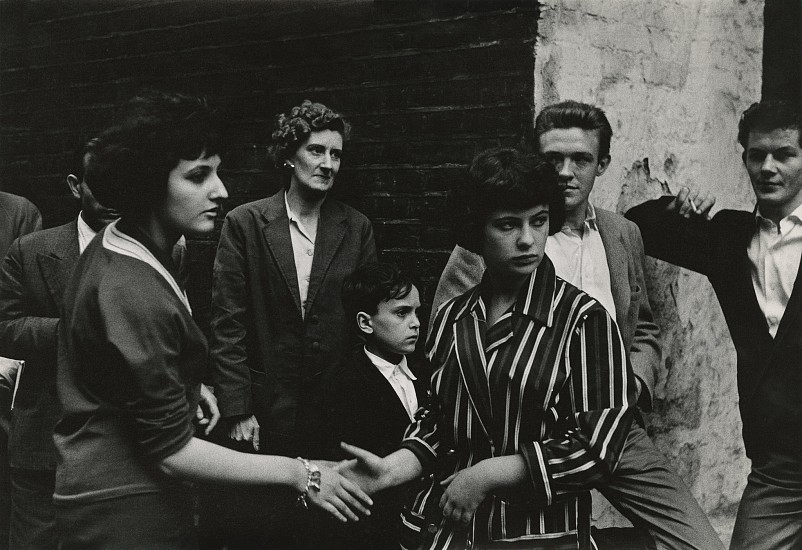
295, 457, 321, 509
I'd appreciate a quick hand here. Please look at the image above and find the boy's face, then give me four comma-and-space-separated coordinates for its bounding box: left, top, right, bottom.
363, 285, 421, 364
539, 127, 609, 221
481, 205, 550, 282
743, 127, 802, 222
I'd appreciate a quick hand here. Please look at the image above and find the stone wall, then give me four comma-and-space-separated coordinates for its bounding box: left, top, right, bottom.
534, 0, 764, 542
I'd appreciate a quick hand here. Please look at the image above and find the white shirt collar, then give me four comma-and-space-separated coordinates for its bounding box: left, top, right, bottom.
755, 201, 802, 232
363, 347, 417, 381
284, 191, 316, 242
76, 211, 98, 254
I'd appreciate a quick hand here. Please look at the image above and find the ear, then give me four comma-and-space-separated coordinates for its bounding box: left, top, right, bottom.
67, 175, 82, 200
356, 312, 373, 336
596, 155, 611, 177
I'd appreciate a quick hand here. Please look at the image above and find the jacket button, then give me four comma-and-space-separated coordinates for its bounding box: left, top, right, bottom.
309, 315, 319, 325
311, 341, 320, 352
427, 524, 438, 534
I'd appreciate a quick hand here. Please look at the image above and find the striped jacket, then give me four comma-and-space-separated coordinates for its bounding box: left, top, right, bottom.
399, 256, 637, 549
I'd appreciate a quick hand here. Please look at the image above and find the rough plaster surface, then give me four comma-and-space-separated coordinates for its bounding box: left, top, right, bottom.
534, 0, 763, 543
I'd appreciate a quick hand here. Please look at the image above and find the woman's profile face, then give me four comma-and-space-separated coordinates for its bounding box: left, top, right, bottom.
155, 153, 228, 238
288, 129, 343, 197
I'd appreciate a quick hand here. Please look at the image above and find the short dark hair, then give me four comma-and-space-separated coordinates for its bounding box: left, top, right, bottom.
269, 100, 349, 168
455, 147, 565, 254
88, 90, 223, 217
342, 263, 414, 332
534, 100, 613, 160
70, 137, 101, 184
738, 100, 802, 149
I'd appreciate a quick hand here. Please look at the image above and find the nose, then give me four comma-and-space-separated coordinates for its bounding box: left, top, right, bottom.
518, 225, 535, 248
761, 154, 778, 174
320, 152, 334, 171
557, 158, 573, 179
410, 312, 420, 330
210, 173, 229, 201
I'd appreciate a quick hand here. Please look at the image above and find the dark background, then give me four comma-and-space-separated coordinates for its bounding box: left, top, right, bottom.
0, 0, 798, 332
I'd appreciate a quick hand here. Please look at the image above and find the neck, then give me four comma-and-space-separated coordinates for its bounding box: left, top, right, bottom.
287, 183, 326, 216
134, 214, 179, 257
365, 342, 403, 365
760, 198, 802, 226
485, 268, 528, 303
563, 203, 588, 232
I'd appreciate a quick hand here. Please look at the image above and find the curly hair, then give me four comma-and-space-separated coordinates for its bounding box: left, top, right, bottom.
455, 147, 565, 254
269, 100, 349, 168
738, 100, 802, 149
88, 90, 223, 217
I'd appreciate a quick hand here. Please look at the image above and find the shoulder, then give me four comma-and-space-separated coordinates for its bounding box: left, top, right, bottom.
17, 221, 74, 249
326, 198, 372, 227
554, 276, 606, 320
0, 191, 37, 213
595, 207, 639, 236
225, 196, 275, 224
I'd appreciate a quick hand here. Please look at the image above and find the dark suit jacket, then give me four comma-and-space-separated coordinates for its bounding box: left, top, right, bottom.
627, 197, 802, 483
0, 191, 41, 260
210, 189, 376, 457
323, 347, 431, 549
0, 221, 78, 469
324, 346, 430, 459
431, 207, 661, 407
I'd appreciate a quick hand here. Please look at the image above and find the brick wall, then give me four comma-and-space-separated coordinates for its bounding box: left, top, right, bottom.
0, 0, 539, 329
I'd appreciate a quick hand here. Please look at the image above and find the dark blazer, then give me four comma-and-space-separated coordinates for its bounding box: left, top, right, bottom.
626, 197, 802, 483
0, 191, 41, 260
323, 347, 431, 550
325, 346, 430, 459
431, 207, 661, 407
210, 189, 376, 457
0, 221, 78, 469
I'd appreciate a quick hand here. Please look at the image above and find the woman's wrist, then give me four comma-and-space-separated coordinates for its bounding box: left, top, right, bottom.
295, 457, 321, 509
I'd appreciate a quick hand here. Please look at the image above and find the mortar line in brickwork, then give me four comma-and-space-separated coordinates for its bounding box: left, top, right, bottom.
15, 6, 531, 50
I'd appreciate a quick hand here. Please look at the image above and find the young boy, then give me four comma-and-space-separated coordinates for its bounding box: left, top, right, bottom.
341, 148, 639, 550
324, 262, 430, 549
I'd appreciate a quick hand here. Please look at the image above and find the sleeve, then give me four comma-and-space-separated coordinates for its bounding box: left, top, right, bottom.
628, 226, 661, 410
429, 246, 484, 332
519, 306, 637, 505
209, 213, 253, 418
358, 215, 377, 265
624, 197, 719, 276
0, 238, 59, 361
17, 200, 42, 238
399, 307, 455, 470
95, 277, 195, 462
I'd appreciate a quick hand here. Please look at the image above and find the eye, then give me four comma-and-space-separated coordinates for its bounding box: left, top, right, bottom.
307, 145, 325, 155
331, 150, 342, 161
186, 169, 210, 184
532, 215, 548, 227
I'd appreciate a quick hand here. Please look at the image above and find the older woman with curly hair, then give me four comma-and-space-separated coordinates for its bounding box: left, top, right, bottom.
206, 100, 377, 548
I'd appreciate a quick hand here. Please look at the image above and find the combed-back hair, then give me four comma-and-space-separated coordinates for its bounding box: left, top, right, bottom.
70, 137, 102, 184
269, 100, 349, 169
534, 100, 614, 160
738, 100, 802, 149
342, 262, 414, 332
455, 147, 565, 254
88, 90, 223, 217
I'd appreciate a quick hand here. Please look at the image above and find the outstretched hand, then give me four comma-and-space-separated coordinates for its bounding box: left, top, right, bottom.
338, 442, 392, 495
306, 462, 373, 523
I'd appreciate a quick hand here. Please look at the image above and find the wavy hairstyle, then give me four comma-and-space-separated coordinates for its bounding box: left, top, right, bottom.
455, 147, 565, 254
738, 100, 802, 149
87, 90, 223, 218
534, 100, 613, 160
269, 100, 349, 169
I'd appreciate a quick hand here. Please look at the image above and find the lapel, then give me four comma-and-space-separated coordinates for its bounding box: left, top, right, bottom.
305, 199, 347, 316
453, 309, 494, 443
37, 221, 80, 308
260, 191, 303, 315
596, 208, 629, 324
354, 349, 412, 423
